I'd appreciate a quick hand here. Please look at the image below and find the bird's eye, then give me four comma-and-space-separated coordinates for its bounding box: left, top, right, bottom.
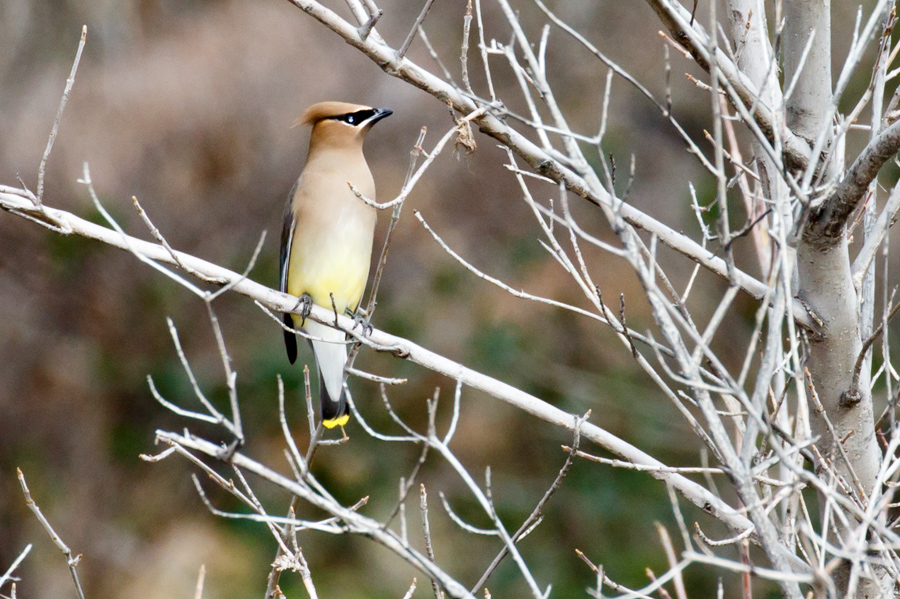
332, 110, 375, 125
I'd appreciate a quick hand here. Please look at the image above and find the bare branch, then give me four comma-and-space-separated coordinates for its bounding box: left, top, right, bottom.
852, 179, 900, 288
806, 118, 900, 246
419, 485, 443, 599
472, 415, 585, 594
0, 190, 759, 538
154, 430, 478, 599
194, 565, 206, 599
36, 26, 87, 207
397, 0, 436, 59
17, 469, 86, 599
0, 544, 32, 591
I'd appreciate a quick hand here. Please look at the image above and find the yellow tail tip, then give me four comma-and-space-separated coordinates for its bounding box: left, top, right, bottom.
323, 414, 350, 429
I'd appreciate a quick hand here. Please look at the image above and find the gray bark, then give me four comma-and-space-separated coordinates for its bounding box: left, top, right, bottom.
786, 2, 885, 596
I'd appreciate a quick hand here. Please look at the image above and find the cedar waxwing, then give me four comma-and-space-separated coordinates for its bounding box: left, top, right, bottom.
280, 101, 392, 429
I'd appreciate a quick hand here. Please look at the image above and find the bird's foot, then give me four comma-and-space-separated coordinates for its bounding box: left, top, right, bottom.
293, 293, 313, 327
348, 308, 373, 336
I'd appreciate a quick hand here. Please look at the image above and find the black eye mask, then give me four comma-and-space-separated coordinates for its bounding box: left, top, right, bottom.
331, 109, 378, 125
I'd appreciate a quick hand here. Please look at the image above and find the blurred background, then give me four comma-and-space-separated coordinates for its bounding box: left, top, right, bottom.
0, 1, 883, 597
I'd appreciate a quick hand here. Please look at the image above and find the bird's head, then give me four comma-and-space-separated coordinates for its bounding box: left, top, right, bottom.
297, 101, 392, 149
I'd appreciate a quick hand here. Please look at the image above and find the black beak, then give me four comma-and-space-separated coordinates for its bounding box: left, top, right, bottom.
368, 108, 393, 126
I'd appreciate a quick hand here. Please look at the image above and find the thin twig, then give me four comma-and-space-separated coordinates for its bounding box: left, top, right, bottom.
18, 469, 86, 599
420, 485, 443, 599
194, 565, 206, 599
132, 196, 228, 285
37, 26, 87, 207
0, 545, 32, 591
460, 0, 474, 95
844, 295, 900, 405
471, 414, 587, 594
398, 0, 437, 60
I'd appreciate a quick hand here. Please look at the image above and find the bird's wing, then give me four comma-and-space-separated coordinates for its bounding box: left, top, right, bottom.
280, 180, 299, 364
280, 180, 299, 294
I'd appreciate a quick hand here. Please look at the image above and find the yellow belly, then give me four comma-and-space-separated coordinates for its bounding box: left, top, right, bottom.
286, 232, 372, 317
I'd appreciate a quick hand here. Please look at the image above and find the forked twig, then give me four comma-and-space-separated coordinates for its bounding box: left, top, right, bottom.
0, 544, 32, 591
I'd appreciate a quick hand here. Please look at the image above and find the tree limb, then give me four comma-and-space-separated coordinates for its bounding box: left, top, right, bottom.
0, 188, 760, 540
805, 118, 900, 246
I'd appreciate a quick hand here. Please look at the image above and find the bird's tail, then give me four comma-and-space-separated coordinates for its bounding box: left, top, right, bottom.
306, 319, 349, 428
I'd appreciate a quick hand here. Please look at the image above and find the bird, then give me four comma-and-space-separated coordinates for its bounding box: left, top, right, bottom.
280, 101, 392, 429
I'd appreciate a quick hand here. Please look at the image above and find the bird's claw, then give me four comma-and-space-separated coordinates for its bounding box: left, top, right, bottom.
351, 311, 373, 336
294, 293, 313, 327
